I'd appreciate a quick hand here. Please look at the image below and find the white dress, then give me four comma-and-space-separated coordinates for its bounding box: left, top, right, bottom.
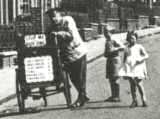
119, 44, 149, 79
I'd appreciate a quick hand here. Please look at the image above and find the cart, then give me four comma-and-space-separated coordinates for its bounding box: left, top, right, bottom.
15, 33, 71, 112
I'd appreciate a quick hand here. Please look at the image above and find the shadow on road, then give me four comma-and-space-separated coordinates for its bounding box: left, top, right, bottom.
39, 104, 69, 112
69, 100, 130, 111
0, 101, 130, 117
0, 107, 41, 118
87, 100, 107, 104
0, 104, 69, 118
82, 105, 130, 110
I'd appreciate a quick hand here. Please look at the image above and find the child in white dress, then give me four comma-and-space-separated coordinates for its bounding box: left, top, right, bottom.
120, 31, 149, 108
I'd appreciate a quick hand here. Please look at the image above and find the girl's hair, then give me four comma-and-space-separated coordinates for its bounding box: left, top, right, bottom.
126, 30, 138, 42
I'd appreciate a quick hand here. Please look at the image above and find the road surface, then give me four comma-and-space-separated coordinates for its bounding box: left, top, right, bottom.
1, 34, 160, 119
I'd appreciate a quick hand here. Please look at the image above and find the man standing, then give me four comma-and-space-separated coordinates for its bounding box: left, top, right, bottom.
46, 8, 89, 108
104, 25, 125, 102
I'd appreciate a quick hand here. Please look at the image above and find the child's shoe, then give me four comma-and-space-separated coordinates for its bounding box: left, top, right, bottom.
111, 97, 121, 102
142, 101, 148, 107
104, 96, 114, 102
130, 101, 138, 108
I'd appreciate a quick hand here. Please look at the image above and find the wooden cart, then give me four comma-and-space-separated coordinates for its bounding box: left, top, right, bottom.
15, 33, 71, 112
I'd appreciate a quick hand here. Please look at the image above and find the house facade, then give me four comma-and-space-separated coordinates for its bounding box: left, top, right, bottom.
0, 0, 160, 28
0, 0, 62, 25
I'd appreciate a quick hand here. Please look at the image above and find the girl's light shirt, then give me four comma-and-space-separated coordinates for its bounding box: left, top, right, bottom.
119, 44, 149, 79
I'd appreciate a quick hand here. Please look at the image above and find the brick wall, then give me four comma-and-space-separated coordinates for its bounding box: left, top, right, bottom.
134, 5, 152, 16
126, 19, 138, 31
150, 16, 160, 26
137, 15, 149, 29
153, 6, 160, 16
0, 25, 16, 50
66, 11, 89, 28
61, 0, 88, 12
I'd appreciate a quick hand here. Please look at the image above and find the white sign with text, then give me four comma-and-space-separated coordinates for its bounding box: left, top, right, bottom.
24, 56, 54, 83
24, 34, 46, 47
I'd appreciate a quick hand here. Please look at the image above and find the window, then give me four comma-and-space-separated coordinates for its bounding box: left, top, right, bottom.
19, 0, 30, 14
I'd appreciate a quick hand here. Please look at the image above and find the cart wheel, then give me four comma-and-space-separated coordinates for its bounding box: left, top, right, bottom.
16, 71, 25, 113
63, 72, 71, 107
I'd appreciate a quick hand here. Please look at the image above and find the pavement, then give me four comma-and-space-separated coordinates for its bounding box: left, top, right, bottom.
1, 27, 160, 106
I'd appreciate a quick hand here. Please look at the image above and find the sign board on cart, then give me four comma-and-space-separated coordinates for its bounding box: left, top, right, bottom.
24, 56, 54, 83
24, 34, 46, 48
23, 34, 54, 83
